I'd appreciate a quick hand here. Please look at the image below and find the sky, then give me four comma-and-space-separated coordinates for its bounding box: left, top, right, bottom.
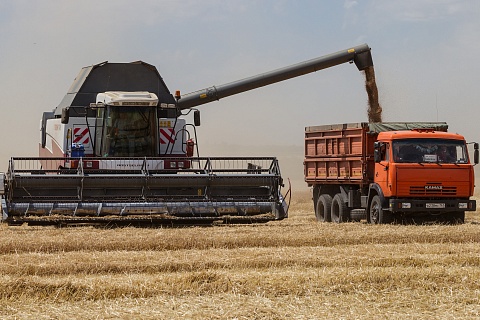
0, 0, 479, 189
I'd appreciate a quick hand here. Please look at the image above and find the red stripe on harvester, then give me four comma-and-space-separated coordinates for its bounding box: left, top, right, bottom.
73, 128, 90, 144
160, 128, 175, 144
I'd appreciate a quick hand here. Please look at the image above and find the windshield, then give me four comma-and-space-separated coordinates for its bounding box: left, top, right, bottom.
97, 106, 157, 157
392, 139, 468, 164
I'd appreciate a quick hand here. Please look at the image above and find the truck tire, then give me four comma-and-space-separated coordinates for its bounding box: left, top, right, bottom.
315, 194, 332, 222
369, 195, 393, 224
331, 193, 350, 223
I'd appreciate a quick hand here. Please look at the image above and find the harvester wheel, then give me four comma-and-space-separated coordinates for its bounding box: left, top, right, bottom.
315, 194, 332, 222
369, 195, 393, 224
331, 193, 350, 223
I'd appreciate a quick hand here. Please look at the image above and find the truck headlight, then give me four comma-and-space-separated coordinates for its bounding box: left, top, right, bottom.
401, 203, 411, 209
458, 203, 468, 209
170, 161, 176, 168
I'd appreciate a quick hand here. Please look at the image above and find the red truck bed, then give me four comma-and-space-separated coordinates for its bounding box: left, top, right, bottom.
304, 122, 448, 187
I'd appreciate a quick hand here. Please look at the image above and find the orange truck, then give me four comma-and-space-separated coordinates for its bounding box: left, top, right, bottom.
304, 122, 478, 224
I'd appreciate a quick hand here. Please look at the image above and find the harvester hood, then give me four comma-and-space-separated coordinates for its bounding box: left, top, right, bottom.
54, 61, 176, 117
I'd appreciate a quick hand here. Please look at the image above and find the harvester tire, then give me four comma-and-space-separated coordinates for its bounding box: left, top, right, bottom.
331, 193, 350, 223
369, 195, 393, 224
315, 194, 332, 222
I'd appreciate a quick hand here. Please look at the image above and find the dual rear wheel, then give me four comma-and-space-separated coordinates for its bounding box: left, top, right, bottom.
315, 194, 332, 222
315, 193, 393, 224
315, 193, 350, 223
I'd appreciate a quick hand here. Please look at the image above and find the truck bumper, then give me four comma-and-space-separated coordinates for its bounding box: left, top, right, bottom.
388, 198, 476, 213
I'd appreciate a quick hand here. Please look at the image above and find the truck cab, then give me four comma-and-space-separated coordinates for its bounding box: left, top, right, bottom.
372, 129, 478, 223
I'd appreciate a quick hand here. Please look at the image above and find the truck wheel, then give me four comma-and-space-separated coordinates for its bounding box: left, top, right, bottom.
315, 194, 332, 222
369, 195, 393, 224
331, 193, 350, 223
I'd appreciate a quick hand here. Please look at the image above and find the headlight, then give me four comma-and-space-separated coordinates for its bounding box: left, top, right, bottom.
458, 203, 468, 209
401, 203, 411, 209
169, 161, 176, 168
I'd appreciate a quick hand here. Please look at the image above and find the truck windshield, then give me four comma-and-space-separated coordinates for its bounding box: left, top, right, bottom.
392, 139, 468, 164
99, 106, 157, 157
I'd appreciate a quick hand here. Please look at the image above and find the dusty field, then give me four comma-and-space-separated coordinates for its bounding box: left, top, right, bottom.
1, 191, 480, 319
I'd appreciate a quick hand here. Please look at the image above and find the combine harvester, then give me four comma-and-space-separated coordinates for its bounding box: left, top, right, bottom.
2, 44, 374, 226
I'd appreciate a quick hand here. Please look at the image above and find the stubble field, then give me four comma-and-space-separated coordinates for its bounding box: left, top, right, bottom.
1, 191, 480, 319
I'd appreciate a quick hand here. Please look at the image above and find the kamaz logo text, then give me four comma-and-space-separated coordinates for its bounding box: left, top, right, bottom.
425, 185, 443, 190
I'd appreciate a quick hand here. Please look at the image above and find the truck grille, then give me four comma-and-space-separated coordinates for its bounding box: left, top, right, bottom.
409, 186, 457, 196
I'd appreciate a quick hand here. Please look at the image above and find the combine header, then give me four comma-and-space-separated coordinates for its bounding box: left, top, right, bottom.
1, 44, 374, 226
4, 156, 283, 226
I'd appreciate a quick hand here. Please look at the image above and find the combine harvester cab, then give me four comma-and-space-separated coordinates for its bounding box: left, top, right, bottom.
2, 44, 374, 226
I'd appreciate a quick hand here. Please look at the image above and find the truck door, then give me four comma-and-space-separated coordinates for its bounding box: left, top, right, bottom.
374, 142, 391, 197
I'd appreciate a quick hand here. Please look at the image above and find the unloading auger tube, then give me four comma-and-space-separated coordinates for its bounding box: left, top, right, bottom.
176, 43, 373, 110
2, 157, 288, 226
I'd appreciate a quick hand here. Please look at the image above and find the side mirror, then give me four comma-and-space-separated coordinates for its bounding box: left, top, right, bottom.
61, 107, 69, 124
373, 141, 381, 163
194, 110, 201, 126
374, 148, 381, 163
41, 111, 54, 148
474, 143, 479, 165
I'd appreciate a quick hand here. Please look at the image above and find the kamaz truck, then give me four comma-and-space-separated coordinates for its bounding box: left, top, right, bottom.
305, 122, 478, 224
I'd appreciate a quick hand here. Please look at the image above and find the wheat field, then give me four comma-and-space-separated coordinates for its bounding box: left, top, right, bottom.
1, 191, 480, 319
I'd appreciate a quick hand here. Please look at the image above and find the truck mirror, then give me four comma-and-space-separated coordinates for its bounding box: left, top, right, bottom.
374, 148, 381, 163
194, 110, 201, 126
473, 143, 479, 165
61, 108, 69, 124
373, 141, 383, 163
